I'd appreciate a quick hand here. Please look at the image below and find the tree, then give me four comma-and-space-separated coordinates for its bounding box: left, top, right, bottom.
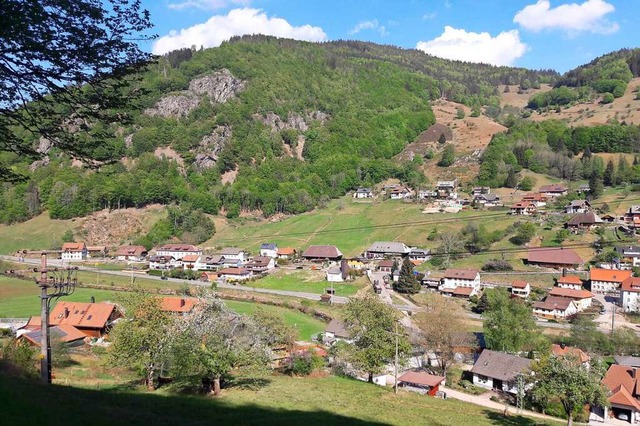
438, 133, 447, 145
252, 307, 297, 350
437, 144, 455, 167
456, 108, 465, 119
532, 356, 608, 426
603, 160, 615, 186
510, 222, 537, 245
393, 257, 420, 294
108, 292, 173, 390
589, 169, 604, 199
61, 230, 74, 243
1, 0, 154, 181
483, 288, 543, 352
505, 168, 519, 188
414, 294, 474, 375
518, 176, 536, 191
343, 295, 410, 382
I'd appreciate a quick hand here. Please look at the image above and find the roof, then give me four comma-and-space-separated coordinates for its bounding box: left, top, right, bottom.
609, 385, 640, 411
533, 296, 575, 312
149, 255, 174, 262
470, 350, 532, 381
614, 356, 640, 368
590, 268, 632, 283
511, 202, 536, 209
527, 247, 583, 266
453, 286, 473, 296
566, 212, 603, 226
522, 193, 547, 201
511, 280, 529, 289
115, 245, 147, 257
86, 246, 106, 252
181, 255, 200, 262
62, 242, 86, 252
302, 245, 343, 259
325, 319, 350, 338
548, 287, 593, 300
443, 268, 479, 280
160, 297, 197, 313
538, 184, 568, 193
398, 371, 445, 387
201, 255, 224, 264
616, 246, 640, 255
366, 241, 410, 254
378, 260, 395, 268
327, 267, 342, 275
602, 364, 640, 399
277, 247, 295, 255
567, 199, 589, 207
621, 277, 640, 293
220, 247, 244, 255
247, 256, 272, 267
260, 243, 277, 250
157, 244, 201, 252
22, 324, 86, 346
218, 267, 249, 275
551, 344, 590, 363
50, 302, 116, 329
628, 205, 640, 214
355, 187, 372, 193
557, 275, 583, 285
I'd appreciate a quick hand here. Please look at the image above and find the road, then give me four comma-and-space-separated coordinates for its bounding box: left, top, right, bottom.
0, 255, 349, 304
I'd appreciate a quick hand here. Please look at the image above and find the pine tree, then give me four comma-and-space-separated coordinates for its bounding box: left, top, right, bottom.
603, 160, 615, 186
505, 168, 519, 188
589, 169, 604, 199
393, 257, 420, 294
438, 133, 447, 144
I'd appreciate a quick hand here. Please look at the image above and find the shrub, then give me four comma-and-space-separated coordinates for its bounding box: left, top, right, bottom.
287, 352, 323, 376
601, 92, 615, 104
482, 260, 513, 271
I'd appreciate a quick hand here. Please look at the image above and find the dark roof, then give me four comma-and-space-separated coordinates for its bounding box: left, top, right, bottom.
157, 244, 201, 252
325, 319, 349, 338
527, 247, 583, 266
443, 268, 479, 280
260, 243, 277, 250
416, 122, 453, 143
533, 296, 575, 311
538, 184, 568, 193
247, 256, 272, 268
220, 247, 244, 255
614, 356, 640, 368
566, 212, 602, 226
470, 350, 531, 381
302, 245, 343, 259
115, 245, 147, 257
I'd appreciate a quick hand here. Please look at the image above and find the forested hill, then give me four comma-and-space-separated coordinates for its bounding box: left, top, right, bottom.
0, 36, 558, 226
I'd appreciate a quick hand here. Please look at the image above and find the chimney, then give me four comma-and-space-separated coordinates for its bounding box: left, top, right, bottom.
560, 342, 566, 349
562, 268, 567, 277
180, 298, 185, 307
632, 368, 637, 379
90, 296, 95, 303
64, 308, 69, 318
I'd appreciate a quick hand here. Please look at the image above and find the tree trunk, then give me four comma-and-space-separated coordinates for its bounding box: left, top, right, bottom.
146, 364, 156, 391
212, 376, 221, 396
368, 372, 373, 383
567, 413, 573, 426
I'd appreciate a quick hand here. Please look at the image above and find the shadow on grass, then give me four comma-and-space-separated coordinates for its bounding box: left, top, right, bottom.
483, 410, 554, 425
0, 373, 384, 426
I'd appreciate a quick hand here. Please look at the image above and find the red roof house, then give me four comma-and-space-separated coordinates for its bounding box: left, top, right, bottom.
397, 371, 445, 396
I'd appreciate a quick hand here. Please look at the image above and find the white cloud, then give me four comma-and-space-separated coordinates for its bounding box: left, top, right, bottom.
152, 8, 327, 55
416, 26, 528, 66
167, 0, 250, 11
514, 0, 619, 34
422, 12, 437, 20
349, 20, 388, 37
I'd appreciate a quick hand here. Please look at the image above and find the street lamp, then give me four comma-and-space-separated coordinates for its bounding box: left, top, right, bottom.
34, 252, 77, 383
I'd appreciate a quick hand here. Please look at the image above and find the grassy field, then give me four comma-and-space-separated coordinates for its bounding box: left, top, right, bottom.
0, 368, 559, 426
0, 213, 76, 254
243, 269, 364, 297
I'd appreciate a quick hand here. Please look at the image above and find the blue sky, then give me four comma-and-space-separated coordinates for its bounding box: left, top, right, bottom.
142, 0, 638, 72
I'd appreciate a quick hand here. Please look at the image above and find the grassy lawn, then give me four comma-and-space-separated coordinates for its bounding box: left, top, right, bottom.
244, 269, 364, 297
0, 369, 559, 425
0, 213, 76, 255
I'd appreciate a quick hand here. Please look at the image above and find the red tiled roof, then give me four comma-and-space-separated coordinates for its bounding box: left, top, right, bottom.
602, 364, 640, 399
522, 193, 547, 201
527, 248, 583, 266
302, 245, 343, 259
557, 275, 582, 285
160, 297, 197, 313
453, 286, 474, 296
512, 280, 529, 289
511, 202, 535, 209
590, 268, 632, 283
181, 255, 200, 262
443, 268, 479, 280
218, 267, 249, 275
622, 277, 640, 293
157, 244, 201, 252
398, 371, 445, 387
50, 302, 117, 329
551, 344, 590, 363
62, 242, 86, 252
277, 247, 295, 255
609, 385, 640, 411
379, 260, 395, 268
115, 245, 147, 257
548, 287, 593, 299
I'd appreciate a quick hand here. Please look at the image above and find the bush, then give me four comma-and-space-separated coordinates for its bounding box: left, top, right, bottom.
287, 352, 324, 376
0, 338, 37, 378
456, 108, 465, 119
601, 92, 615, 104
482, 260, 513, 271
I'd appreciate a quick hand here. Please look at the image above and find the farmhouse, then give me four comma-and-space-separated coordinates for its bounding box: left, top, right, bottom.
353, 187, 373, 199
149, 255, 177, 270
259, 243, 278, 258
625, 206, 640, 222
441, 269, 480, 292
510, 202, 537, 216
49, 301, 120, 337
621, 277, 640, 312
302, 245, 343, 262
217, 267, 252, 282
220, 247, 248, 263
590, 268, 632, 294
61, 242, 87, 261
397, 371, 445, 396
86, 246, 107, 258
601, 364, 640, 423
521, 193, 547, 207
323, 319, 351, 345
408, 248, 431, 262
245, 256, 276, 273
277, 247, 296, 259
533, 296, 578, 319
160, 296, 197, 314
435, 179, 458, 199
538, 184, 568, 197
526, 247, 583, 269
155, 244, 202, 260
565, 211, 603, 230
470, 350, 532, 394
556, 275, 583, 290
417, 189, 438, 199
363, 241, 411, 259
551, 343, 590, 365
474, 193, 500, 206
564, 199, 591, 214
378, 259, 394, 273
389, 185, 412, 200
326, 266, 345, 283
615, 246, 640, 268
115, 245, 148, 262
19, 324, 86, 348
180, 254, 199, 270
548, 287, 593, 310
510, 280, 530, 298
472, 187, 490, 196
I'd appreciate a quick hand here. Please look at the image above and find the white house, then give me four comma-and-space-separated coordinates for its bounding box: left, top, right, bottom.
538, 184, 568, 197
548, 287, 593, 311
115, 245, 148, 262
259, 243, 278, 258
353, 187, 373, 199
436, 179, 458, 199
155, 244, 202, 261
408, 248, 431, 262
326, 267, 345, 283
323, 319, 351, 345
556, 275, 583, 290
194, 255, 225, 271
61, 242, 87, 261
590, 268, 632, 294
615, 246, 640, 268
564, 200, 591, 214
363, 241, 411, 259
245, 256, 276, 273
217, 267, 252, 282
470, 350, 532, 394
510, 202, 537, 216
389, 185, 412, 200
149, 255, 177, 270
510, 280, 530, 298
219, 247, 248, 263
417, 189, 438, 200
533, 296, 579, 319
621, 277, 640, 312
441, 269, 481, 291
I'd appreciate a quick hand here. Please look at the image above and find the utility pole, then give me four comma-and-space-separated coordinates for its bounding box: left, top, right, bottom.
394, 321, 399, 394
611, 303, 616, 334
35, 252, 77, 383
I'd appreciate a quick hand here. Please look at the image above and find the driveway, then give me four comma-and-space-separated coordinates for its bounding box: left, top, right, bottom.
592, 293, 637, 332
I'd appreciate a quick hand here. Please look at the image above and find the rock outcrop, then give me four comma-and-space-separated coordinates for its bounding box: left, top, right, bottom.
254, 110, 329, 160
193, 125, 232, 170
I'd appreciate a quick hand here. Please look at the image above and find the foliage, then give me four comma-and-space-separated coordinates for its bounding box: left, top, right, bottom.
601, 92, 614, 104
455, 108, 465, 119
136, 206, 215, 248
437, 144, 455, 167
481, 259, 513, 271
518, 176, 536, 191
287, 351, 324, 376
0, 338, 37, 378
252, 307, 297, 349
393, 257, 420, 294
61, 230, 74, 243
510, 222, 537, 245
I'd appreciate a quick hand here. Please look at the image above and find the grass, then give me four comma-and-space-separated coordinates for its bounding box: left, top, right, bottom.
0, 368, 559, 426
243, 269, 364, 297
0, 213, 76, 255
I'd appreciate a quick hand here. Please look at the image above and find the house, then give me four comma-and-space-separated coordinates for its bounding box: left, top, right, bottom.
115, 245, 148, 262
616, 246, 640, 268
302, 245, 343, 262
470, 350, 532, 394
49, 301, 120, 337
472, 187, 491, 196
474, 193, 501, 206
557, 275, 583, 290
19, 324, 86, 348
389, 185, 412, 200
397, 371, 445, 396
521, 193, 548, 207
577, 184, 590, 194
417, 189, 438, 200
326, 267, 345, 283
160, 296, 197, 314
220, 247, 248, 263
86, 246, 107, 258
323, 319, 351, 345
565, 211, 603, 230
353, 187, 373, 199
625, 206, 640, 222
245, 256, 276, 273
276, 247, 296, 259
441, 269, 481, 292
614, 356, 640, 368
363, 241, 411, 259
510, 202, 537, 216
61, 242, 87, 261
378, 259, 395, 274
538, 184, 568, 197
564, 199, 591, 214
217, 267, 252, 282
551, 343, 590, 365
155, 244, 202, 261
526, 248, 583, 269
447, 286, 477, 298
548, 287, 594, 310
180, 254, 199, 270
194, 255, 225, 271
409, 248, 431, 263
601, 364, 640, 423
621, 277, 640, 312
533, 296, 579, 319
590, 268, 632, 294
510, 280, 531, 298
436, 179, 458, 199
259, 243, 278, 258
149, 255, 177, 270
347, 258, 366, 270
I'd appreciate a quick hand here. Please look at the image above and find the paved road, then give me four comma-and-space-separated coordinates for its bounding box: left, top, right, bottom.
0, 255, 349, 304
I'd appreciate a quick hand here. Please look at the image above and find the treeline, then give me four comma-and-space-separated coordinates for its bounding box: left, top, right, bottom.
478, 120, 640, 187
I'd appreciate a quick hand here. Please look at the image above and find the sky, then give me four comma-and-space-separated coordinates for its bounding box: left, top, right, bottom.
141, 0, 638, 72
